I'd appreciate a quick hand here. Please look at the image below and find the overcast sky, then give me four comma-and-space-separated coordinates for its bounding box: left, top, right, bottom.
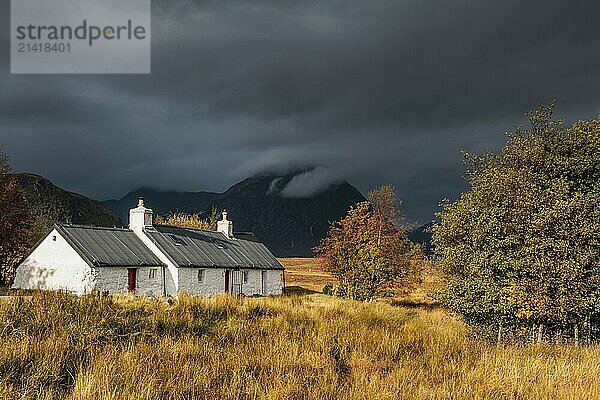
1, 0, 600, 222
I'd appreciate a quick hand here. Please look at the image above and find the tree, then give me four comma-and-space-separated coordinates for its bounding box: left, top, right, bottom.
433, 103, 600, 342
315, 186, 422, 301
0, 146, 35, 285
155, 207, 219, 231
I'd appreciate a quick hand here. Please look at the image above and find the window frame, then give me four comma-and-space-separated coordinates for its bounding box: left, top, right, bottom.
169, 234, 187, 246
149, 269, 157, 279
197, 269, 205, 283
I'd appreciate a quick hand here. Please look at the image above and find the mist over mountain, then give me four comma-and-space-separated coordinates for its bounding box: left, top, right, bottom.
104, 169, 366, 257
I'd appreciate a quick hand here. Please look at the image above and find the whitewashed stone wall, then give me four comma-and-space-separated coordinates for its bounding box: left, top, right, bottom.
133, 229, 178, 296
178, 268, 283, 296
178, 268, 226, 296
136, 266, 164, 296
262, 269, 284, 296
94, 266, 164, 296
239, 269, 262, 296
93, 267, 127, 294
12, 229, 94, 295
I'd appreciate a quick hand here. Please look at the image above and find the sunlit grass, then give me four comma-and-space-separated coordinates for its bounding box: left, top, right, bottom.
280, 257, 333, 293
0, 292, 599, 399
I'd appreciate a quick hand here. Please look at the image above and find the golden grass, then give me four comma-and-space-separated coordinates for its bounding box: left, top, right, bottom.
279, 258, 333, 293
279, 257, 443, 305
0, 291, 599, 399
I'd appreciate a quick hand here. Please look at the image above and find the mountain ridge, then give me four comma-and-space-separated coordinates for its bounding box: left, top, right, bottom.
14, 171, 432, 257
14, 173, 122, 228
104, 170, 366, 257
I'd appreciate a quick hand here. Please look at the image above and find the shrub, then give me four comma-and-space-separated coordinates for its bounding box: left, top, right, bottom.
322, 282, 334, 296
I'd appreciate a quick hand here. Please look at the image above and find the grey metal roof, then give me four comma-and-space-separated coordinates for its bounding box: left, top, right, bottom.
145, 225, 283, 270
56, 224, 164, 268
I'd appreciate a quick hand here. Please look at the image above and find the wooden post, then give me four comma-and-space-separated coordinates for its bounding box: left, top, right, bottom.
497, 323, 502, 345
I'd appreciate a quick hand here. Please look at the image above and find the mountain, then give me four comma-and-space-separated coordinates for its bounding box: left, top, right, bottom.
104, 170, 366, 257
103, 188, 219, 223
14, 173, 122, 228
408, 221, 435, 254
14, 171, 431, 257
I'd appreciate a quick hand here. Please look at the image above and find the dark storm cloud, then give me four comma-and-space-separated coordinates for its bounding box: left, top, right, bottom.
1, 0, 600, 221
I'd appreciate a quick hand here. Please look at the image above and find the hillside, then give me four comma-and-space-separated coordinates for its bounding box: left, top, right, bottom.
102, 188, 219, 223
408, 222, 435, 254
14, 173, 122, 227
105, 170, 366, 257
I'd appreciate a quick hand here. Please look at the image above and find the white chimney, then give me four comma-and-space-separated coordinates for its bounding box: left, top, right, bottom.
129, 197, 153, 232
217, 210, 233, 239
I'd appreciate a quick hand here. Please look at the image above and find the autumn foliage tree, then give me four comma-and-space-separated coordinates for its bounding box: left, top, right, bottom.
315, 186, 422, 301
433, 103, 600, 342
0, 146, 34, 285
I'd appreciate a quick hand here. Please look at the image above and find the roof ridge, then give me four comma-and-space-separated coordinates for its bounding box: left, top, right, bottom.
154, 224, 253, 239
58, 223, 129, 232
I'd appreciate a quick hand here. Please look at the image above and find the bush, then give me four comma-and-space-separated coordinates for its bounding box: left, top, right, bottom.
322, 282, 334, 296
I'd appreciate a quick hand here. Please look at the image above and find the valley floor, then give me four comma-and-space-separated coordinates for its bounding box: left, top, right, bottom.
279, 257, 333, 294
0, 290, 599, 399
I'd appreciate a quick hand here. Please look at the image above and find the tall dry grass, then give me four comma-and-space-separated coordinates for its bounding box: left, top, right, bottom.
0, 292, 599, 399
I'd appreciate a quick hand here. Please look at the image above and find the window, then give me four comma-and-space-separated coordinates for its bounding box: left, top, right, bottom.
242, 270, 248, 284
197, 269, 205, 283
149, 269, 157, 279
169, 234, 187, 246
211, 238, 227, 249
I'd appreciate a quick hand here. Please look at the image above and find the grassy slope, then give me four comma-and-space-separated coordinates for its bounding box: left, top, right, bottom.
0, 291, 600, 399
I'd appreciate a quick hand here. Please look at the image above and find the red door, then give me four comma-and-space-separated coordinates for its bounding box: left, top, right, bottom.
128, 268, 137, 293
224, 270, 230, 293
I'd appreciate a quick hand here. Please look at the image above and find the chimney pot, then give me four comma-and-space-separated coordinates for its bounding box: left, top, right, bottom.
217, 210, 233, 238
129, 198, 153, 231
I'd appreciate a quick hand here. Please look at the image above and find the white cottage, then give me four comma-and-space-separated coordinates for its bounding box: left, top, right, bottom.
12, 199, 284, 296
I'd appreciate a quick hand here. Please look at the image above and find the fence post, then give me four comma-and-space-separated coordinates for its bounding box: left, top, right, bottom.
497, 323, 502, 345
